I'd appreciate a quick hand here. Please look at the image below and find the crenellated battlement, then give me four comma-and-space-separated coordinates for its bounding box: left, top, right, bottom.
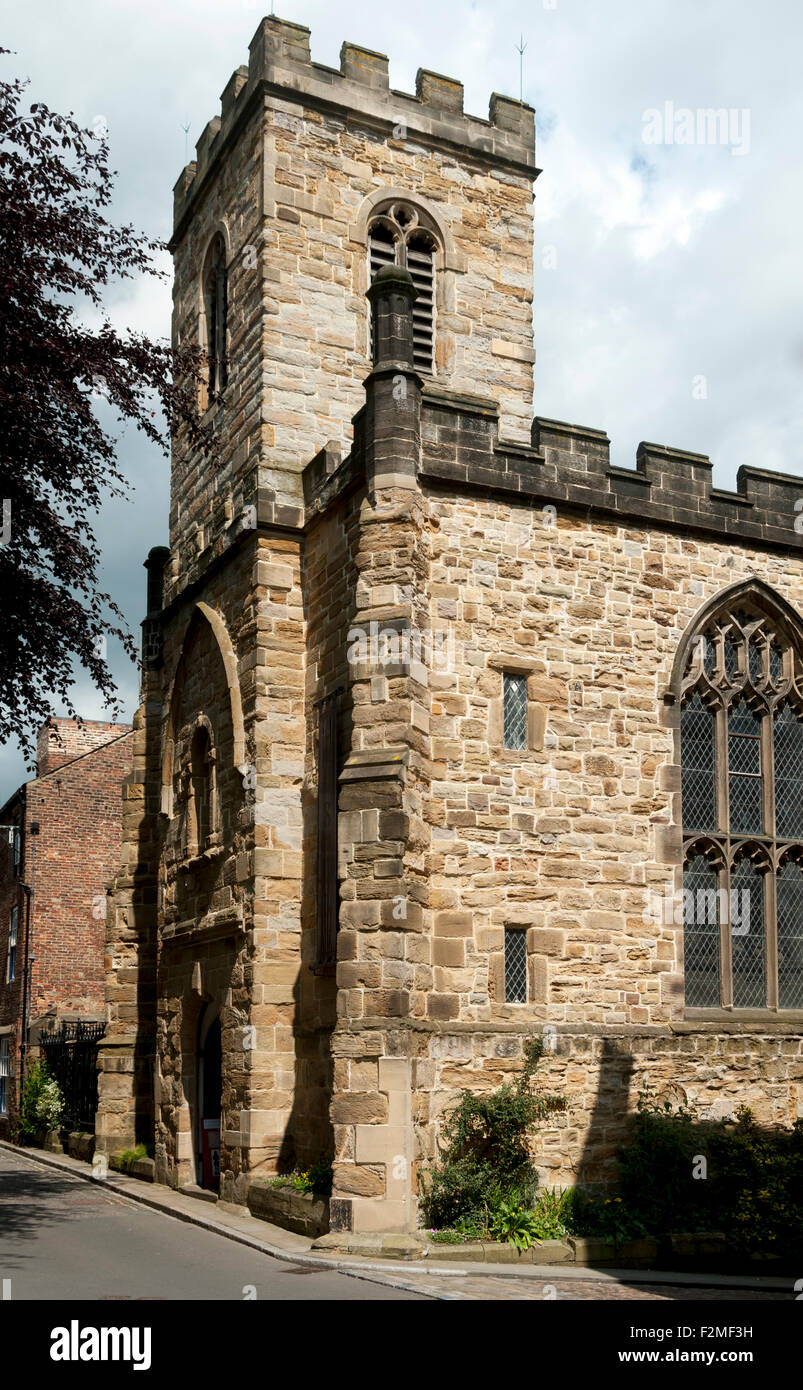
301, 379, 803, 551
172, 14, 536, 235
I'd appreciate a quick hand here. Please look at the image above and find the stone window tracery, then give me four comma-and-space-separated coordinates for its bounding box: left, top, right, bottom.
679, 596, 803, 1010
367, 200, 437, 374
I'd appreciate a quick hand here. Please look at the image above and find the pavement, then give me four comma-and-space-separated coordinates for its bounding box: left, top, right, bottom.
0, 1141, 793, 1301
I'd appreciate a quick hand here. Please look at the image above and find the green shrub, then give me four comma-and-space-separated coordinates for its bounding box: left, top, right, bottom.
570, 1191, 648, 1244
611, 1087, 803, 1259
615, 1084, 714, 1236
421, 1036, 566, 1231
16, 1059, 63, 1144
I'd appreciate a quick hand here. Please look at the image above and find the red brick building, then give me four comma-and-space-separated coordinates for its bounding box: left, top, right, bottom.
0, 719, 133, 1135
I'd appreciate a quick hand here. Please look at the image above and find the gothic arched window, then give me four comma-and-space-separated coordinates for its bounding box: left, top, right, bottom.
202, 234, 228, 404
367, 201, 437, 374
679, 596, 803, 1012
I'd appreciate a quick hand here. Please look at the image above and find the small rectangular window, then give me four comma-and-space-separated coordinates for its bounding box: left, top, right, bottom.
504, 928, 528, 1003
7, 907, 17, 983
0, 1037, 8, 1115
503, 673, 528, 751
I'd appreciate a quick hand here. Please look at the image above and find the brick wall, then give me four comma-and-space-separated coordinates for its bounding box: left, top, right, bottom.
0, 720, 132, 1134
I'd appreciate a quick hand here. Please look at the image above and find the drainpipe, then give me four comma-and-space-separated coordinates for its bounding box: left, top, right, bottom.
19, 819, 39, 1085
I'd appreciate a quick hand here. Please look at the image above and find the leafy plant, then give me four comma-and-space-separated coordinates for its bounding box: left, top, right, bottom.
113, 1144, 147, 1173
489, 1198, 541, 1252
265, 1162, 333, 1198
16, 1059, 63, 1143
421, 1036, 566, 1231
531, 1185, 575, 1240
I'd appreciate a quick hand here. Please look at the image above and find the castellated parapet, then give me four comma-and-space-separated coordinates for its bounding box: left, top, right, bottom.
173, 19, 536, 234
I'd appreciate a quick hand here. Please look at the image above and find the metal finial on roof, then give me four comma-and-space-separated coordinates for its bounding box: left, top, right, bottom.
515, 34, 527, 103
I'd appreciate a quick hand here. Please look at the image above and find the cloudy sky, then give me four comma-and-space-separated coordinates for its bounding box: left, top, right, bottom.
3, 0, 802, 802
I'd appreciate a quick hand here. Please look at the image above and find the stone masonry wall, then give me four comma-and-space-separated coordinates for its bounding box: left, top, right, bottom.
412, 496, 803, 1190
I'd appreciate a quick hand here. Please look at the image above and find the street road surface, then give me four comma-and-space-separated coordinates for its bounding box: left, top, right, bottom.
0, 1148, 425, 1301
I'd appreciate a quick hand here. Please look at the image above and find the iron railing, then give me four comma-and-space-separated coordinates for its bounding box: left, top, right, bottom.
39, 1020, 106, 1133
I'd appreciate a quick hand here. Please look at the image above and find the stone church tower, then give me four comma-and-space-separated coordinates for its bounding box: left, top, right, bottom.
97, 15, 803, 1238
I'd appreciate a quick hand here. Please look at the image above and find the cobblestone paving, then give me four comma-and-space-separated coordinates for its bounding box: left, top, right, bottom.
355, 1270, 789, 1301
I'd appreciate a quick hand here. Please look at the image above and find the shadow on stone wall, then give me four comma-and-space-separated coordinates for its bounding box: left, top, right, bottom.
573, 1036, 636, 1194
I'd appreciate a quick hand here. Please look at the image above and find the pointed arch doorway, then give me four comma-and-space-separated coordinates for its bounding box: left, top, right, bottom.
197, 1005, 222, 1191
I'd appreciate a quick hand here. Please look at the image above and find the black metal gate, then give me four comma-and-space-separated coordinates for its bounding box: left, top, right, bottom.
39, 1021, 106, 1133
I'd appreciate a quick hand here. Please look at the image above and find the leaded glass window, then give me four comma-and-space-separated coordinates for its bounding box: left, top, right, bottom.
728, 701, 763, 835
683, 855, 721, 1007
504, 928, 528, 1003
777, 860, 803, 1008
679, 591, 803, 1012
730, 857, 765, 1009
774, 704, 803, 840
680, 695, 716, 831
503, 673, 528, 751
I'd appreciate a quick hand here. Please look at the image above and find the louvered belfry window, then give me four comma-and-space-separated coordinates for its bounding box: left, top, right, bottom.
368, 201, 437, 374
678, 596, 803, 1012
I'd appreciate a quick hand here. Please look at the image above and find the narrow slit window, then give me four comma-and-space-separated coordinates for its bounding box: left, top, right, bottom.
6, 906, 17, 983
203, 234, 228, 403
189, 725, 215, 852
0, 1037, 8, 1115
503, 673, 527, 751
504, 928, 528, 1003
